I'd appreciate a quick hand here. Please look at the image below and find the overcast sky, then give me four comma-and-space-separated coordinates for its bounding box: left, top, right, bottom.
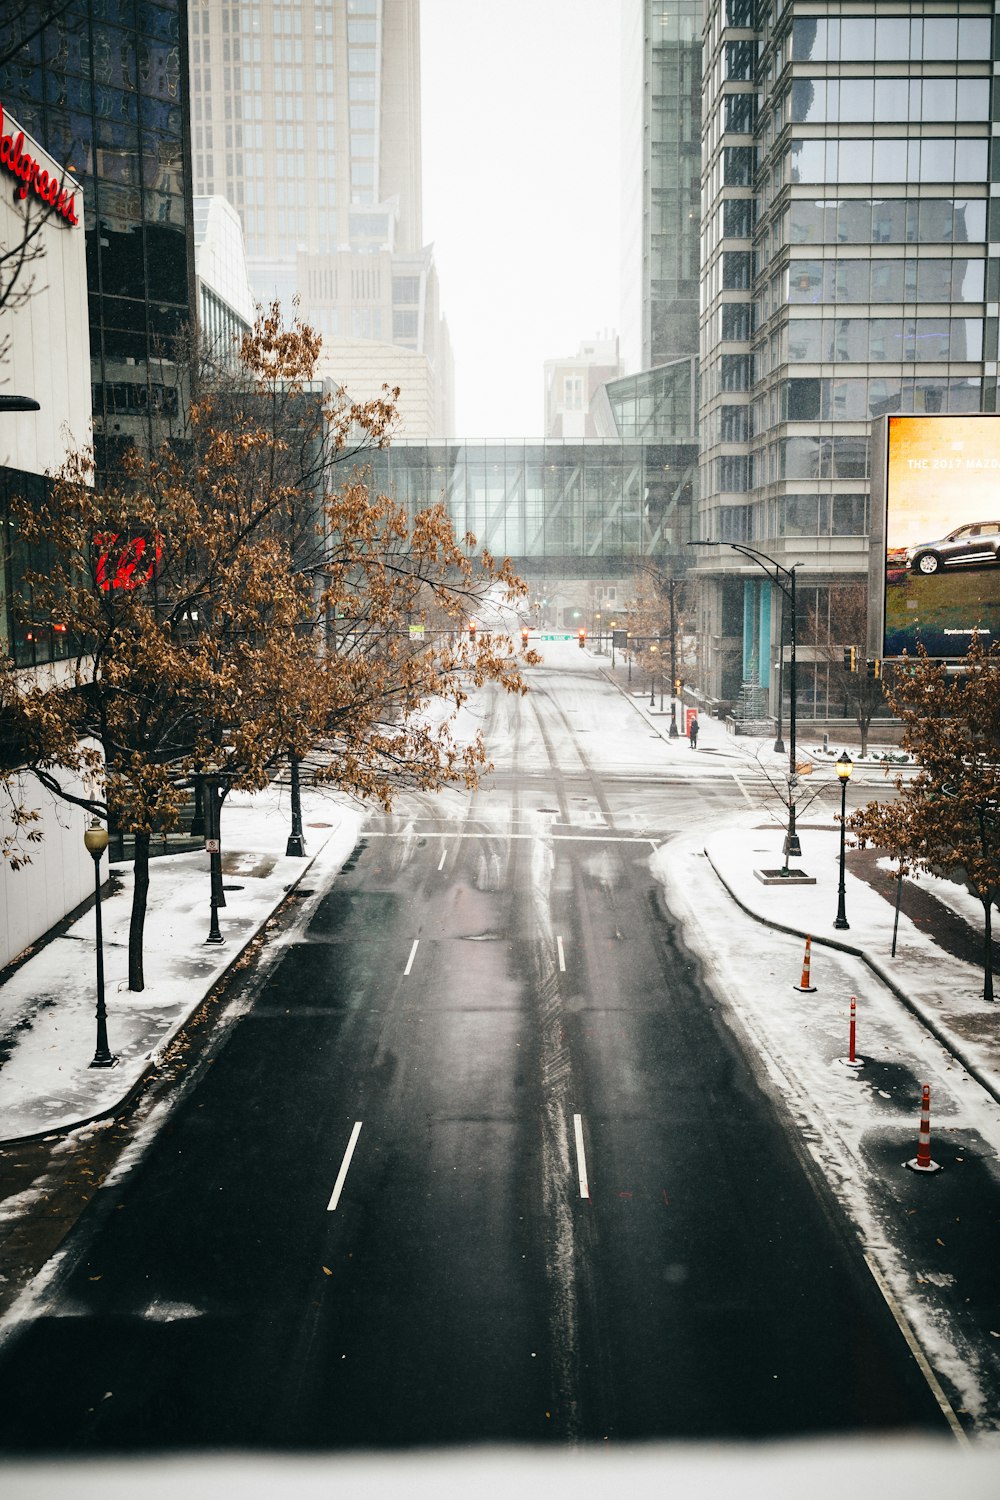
419, 0, 622, 438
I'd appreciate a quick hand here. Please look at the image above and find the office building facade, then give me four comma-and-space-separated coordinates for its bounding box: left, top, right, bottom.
1, 1, 198, 470
694, 0, 994, 717
188, 0, 452, 435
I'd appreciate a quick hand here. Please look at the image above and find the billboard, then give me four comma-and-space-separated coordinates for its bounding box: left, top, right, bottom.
871, 414, 1000, 659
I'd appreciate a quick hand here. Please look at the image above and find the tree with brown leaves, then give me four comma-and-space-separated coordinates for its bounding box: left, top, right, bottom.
848, 636, 1000, 1002
2, 305, 532, 990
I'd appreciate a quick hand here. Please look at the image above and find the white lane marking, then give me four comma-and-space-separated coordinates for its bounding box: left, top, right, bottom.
437, 845, 447, 871
573, 1113, 590, 1200
862, 1253, 968, 1445
327, 1122, 363, 1212
557, 935, 566, 972
732, 770, 755, 808
403, 938, 419, 975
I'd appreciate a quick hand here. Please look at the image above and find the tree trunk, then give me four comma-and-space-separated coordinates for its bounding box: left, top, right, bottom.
983, 895, 994, 1005
128, 829, 149, 992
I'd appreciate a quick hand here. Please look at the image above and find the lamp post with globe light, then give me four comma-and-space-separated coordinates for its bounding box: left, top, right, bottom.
83, 818, 117, 1068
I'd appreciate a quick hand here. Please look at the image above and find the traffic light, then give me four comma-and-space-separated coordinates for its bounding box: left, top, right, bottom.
866, 657, 881, 679
520, 626, 529, 647
842, 646, 857, 673
578, 627, 586, 649
674, 677, 683, 696
468, 621, 477, 642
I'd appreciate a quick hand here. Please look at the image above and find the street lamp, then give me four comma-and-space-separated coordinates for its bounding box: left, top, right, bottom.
689, 539, 801, 860
83, 817, 117, 1069
668, 579, 679, 738
834, 751, 853, 930
203, 762, 225, 944
286, 749, 306, 857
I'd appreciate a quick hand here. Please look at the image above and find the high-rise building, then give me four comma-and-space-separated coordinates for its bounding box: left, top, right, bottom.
616, 1, 702, 441
0, 1, 198, 469
188, 0, 452, 436
620, 0, 703, 374
694, 0, 993, 716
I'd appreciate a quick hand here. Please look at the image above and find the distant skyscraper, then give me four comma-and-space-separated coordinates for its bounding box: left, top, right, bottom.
694, 0, 993, 714
188, 0, 451, 435
544, 335, 622, 438
620, 0, 702, 376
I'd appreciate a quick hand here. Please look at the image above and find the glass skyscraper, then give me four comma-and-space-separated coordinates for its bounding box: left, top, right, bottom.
0, 1, 197, 469
695, 0, 994, 715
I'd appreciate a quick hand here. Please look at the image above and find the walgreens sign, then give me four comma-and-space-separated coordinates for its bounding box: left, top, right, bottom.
0, 104, 79, 227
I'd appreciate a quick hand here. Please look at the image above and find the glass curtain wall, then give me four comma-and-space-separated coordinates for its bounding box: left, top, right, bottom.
696, 0, 993, 716
365, 440, 699, 577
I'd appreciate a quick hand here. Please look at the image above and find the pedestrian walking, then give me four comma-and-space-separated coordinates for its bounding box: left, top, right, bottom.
688, 714, 699, 749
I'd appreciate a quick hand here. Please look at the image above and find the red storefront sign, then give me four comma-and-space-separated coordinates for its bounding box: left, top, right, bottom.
94, 533, 163, 592
0, 104, 79, 227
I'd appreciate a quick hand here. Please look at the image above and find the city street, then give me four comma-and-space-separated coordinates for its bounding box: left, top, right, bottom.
0, 651, 958, 1451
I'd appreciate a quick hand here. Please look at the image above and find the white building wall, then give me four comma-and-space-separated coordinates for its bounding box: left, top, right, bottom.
0, 110, 90, 473
0, 762, 97, 971
0, 112, 95, 970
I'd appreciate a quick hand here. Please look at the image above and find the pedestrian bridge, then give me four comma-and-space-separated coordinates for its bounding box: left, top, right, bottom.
364, 438, 699, 579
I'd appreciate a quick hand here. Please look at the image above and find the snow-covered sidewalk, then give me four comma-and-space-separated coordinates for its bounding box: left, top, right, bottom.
0, 784, 363, 1142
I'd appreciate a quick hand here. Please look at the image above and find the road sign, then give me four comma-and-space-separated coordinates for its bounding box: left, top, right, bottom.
205, 838, 220, 853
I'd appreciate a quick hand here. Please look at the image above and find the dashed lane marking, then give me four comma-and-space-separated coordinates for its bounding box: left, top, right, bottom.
327, 1122, 363, 1212
573, 1113, 590, 1200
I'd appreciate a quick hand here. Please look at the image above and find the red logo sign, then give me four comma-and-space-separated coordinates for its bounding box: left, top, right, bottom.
0, 104, 79, 226
94, 533, 162, 592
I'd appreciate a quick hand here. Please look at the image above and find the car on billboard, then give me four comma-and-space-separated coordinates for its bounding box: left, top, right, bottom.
907, 521, 1000, 575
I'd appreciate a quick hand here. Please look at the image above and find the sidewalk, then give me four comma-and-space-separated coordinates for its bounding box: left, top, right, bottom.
0, 785, 363, 1143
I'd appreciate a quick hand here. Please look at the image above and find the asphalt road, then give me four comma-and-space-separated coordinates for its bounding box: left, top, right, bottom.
0, 659, 949, 1452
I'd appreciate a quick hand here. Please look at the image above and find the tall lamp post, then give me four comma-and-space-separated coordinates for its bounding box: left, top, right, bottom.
83, 817, 117, 1068
668, 579, 679, 738
834, 751, 853, 929
689, 539, 801, 861
203, 762, 225, 944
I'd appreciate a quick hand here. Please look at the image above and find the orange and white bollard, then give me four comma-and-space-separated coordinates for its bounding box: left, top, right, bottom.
905, 1083, 942, 1174
838, 995, 864, 1069
793, 934, 817, 992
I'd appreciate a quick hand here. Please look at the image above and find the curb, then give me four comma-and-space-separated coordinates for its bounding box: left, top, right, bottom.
0, 847, 325, 1150
702, 842, 1000, 1110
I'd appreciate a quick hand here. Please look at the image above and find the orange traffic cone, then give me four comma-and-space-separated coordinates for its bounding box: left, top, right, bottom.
793, 935, 817, 993
905, 1083, 942, 1174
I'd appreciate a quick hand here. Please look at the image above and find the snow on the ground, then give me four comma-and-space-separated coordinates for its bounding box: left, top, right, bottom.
0, 784, 364, 1140
652, 819, 1000, 1434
